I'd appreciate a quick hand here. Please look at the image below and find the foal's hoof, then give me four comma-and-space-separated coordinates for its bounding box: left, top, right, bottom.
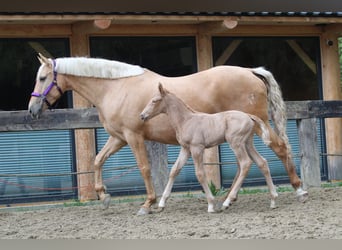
296, 189, 309, 203
137, 207, 152, 216
102, 194, 111, 210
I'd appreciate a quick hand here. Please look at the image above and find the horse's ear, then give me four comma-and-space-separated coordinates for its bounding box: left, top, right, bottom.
37, 53, 51, 66
158, 82, 166, 97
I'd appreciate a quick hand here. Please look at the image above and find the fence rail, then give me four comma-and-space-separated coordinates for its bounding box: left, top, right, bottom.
1, 100, 342, 132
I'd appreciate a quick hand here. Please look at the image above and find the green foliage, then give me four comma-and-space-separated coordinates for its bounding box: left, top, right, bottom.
63, 199, 85, 207
208, 181, 227, 197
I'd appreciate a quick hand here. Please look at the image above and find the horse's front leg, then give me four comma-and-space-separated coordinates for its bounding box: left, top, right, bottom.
159, 147, 190, 210
125, 132, 156, 215
94, 136, 127, 209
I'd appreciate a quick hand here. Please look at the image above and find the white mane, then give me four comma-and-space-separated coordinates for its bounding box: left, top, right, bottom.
55, 57, 144, 79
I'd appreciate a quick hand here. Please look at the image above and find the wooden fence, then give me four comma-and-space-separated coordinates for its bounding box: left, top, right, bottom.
1, 100, 342, 192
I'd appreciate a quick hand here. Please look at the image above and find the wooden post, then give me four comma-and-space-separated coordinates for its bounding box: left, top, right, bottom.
320, 27, 342, 181
70, 22, 97, 201
145, 141, 169, 197
196, 32, 221, 189
297, 118, 321, 189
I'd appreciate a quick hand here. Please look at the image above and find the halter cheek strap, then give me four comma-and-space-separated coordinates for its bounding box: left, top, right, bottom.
31, 60, 64, 108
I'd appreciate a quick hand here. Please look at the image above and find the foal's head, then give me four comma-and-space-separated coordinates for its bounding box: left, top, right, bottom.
140, 83, 169, 122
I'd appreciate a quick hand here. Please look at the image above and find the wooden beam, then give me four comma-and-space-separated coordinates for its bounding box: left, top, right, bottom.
200, 24, 322, 36
196, 34, 213, 71
320, 30, 342, 181
297, 118, 321, 189
93, 19, 111, 30
222, 17, 239, 29
2, 101, 342, 132
0, 108, 102, 132
197, 32, 221, 189
1, 14, 342, 25
215, 40, 242, 66
0, 24, 71, 37
70, 24, 97, 201
286, 40, 317, 74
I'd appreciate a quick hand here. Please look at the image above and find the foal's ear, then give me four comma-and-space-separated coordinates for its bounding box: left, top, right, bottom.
158, 82, 166, 97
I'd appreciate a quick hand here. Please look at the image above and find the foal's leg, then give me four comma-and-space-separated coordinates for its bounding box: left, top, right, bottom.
125, 132, 156, 215
246, 137, 278, 208
94, 136, 127, 209
191, 146, 217, 213
222, 143, 252, 209
159, 147, 190, 209
259, 123, 308, 202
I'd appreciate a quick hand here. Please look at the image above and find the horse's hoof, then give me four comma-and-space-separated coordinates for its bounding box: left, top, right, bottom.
214, 201, 224, 212
296, 189, 309, 203
102, 194, 111, 210
270, 200, 277, 209
137, 207, 151, 216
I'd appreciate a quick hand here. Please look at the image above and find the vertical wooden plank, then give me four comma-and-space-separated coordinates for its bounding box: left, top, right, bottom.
297, 118, 321, 189
320, 29, 342, 181
196, 32, 221, 189
70, 23, 97, 201
145, 141, 169, 197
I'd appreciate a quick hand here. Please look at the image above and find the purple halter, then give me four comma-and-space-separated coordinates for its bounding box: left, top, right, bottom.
31, 59, 64, 108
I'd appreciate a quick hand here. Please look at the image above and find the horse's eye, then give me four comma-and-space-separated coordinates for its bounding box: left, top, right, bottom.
39, 76, 47, 82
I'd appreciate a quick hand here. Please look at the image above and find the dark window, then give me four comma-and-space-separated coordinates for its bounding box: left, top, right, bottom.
212, 37, 321, 101
0, 39, 71, 111
90, 36, 197, 76
90, 36, 200, 195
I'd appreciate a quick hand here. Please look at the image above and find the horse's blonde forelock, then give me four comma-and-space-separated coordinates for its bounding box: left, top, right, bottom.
55, 57, 144, 79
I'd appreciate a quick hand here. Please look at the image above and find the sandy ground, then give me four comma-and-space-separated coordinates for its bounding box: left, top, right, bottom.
0, 186, 341, 239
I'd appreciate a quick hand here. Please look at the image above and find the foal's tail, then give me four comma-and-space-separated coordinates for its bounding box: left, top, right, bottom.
251, 67, 290, 147
249, 114, 271, 146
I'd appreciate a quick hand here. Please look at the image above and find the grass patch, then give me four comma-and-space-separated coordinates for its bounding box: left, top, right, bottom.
321, 181, 342, 188
63, 199, 87, 207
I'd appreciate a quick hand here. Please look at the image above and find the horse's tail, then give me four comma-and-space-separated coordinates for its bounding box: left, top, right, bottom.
251, 67, 290, 148
249, 114, 271, 146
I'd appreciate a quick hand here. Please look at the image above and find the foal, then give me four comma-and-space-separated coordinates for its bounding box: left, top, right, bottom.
140, 83, 278, 213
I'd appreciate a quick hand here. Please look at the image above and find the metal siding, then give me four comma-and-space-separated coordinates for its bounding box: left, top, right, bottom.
0, 130, 75, 203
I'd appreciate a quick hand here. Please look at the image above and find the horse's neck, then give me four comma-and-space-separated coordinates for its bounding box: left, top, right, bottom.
63, 75, 114, 108
165, 95, 194, 131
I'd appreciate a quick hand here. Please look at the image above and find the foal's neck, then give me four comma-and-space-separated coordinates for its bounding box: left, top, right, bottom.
164, 94, 194, 131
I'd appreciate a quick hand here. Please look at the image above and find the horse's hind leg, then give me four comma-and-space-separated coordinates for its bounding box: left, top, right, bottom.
246, 137, 278, 208
159, 147, 190, 210
261, 123, 308, 202
94, 136, 127, 209
222, 144, 252, 210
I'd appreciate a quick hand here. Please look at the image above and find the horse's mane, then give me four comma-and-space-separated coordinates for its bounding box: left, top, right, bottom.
55, 57, 144, 79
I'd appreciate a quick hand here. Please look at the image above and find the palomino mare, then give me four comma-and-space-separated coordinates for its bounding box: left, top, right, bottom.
140, 83, 278, 212
28, 54, 308, 215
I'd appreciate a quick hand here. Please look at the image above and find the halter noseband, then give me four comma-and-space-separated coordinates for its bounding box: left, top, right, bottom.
31, 60, 64, 109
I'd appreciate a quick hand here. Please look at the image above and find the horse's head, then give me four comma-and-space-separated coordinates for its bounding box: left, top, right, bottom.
140, 82, 168, 122
28, 53, 64, 119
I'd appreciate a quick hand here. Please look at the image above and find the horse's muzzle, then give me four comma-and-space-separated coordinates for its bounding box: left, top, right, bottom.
29, 102, 43, 119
